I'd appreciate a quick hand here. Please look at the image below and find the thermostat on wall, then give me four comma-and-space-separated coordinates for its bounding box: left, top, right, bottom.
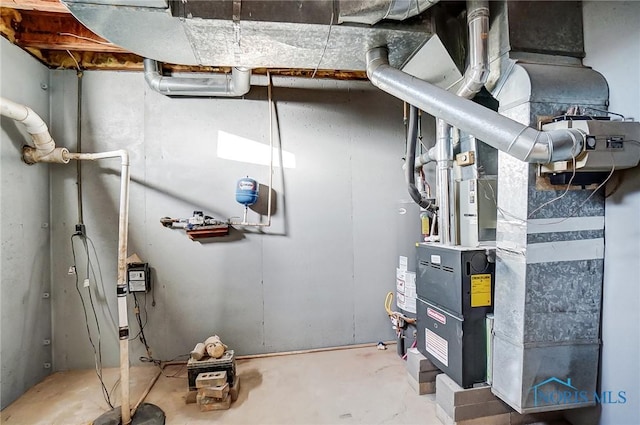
127, 263, 150, 293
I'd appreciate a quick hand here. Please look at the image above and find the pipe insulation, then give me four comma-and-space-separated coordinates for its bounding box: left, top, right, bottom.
0, 97, 69, 164
143, 59, 251, 97
366, 48, 584, 163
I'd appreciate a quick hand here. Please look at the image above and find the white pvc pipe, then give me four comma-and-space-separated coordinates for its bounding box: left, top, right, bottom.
0, 96, 69, 164
2, 98, 133, 423
66, 150, 132, 425
230, 72, 274, 227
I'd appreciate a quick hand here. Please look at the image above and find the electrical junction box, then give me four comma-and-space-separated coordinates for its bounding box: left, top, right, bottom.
127, 263, 150, 293
416, 243, 495, 388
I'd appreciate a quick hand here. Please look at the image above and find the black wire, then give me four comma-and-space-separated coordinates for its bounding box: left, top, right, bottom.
71, 234, 113, 408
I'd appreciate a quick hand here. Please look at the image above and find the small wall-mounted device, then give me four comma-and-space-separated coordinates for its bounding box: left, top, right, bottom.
127, 263, 150, 293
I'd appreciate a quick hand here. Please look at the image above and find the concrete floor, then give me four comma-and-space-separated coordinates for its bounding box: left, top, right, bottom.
1, 346, 442, 424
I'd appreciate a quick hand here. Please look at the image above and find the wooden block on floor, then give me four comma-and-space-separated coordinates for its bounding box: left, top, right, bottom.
407, 372, 436, 395
196, 371, 227, 388
185, 390, 197, 404
230, 375, 241, 402
197, 393, 232, 411
198, 382, 229, 400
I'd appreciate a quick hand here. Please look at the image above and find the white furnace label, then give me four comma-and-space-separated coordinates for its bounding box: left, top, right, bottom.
399, 256, 408, 271
396, 269, 416, 314
426, 329, 448, 367
430, 255, 441, 264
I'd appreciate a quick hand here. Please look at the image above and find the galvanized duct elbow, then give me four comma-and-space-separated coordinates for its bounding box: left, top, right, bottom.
366, 48, 584, 163
143, 59, 251, 97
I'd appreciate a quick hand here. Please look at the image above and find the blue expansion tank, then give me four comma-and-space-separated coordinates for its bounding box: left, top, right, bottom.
235, 177, 259, 206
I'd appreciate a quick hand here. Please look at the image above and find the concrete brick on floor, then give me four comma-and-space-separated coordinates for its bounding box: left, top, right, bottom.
437, 374, 503, 417
437, 404, 510, 425
198, 382, 229, 399
197, 393, 231, 412
406, 348, 440, 378
407, 372, 436, 395
452, 400, 512, 421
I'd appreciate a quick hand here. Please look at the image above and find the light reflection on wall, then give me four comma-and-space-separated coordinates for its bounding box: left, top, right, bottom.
216, 130, 296, 169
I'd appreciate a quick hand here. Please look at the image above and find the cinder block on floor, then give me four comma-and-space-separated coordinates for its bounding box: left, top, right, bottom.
436, 374, 502, 416
406, 348, 439, 378
407, 372, 436, 395
436, 404, 510, 425
196, 371, 227, 388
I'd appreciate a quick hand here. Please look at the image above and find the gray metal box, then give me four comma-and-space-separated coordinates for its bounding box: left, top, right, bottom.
416, 244, 495, 388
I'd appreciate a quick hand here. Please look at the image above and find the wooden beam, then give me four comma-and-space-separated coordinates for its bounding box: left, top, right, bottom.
11, 10, 127, 53
2, 0, 70, 14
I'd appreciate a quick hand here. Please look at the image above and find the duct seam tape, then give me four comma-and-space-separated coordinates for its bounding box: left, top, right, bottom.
526, 238, 604, 264
527, 216, 604, 234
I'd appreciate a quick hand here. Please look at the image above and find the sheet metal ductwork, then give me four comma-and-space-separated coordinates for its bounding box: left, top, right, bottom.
490, 61, 608, 414
61, 0, 436, 70
366, 47, 584, 164
338, 0, 440, 25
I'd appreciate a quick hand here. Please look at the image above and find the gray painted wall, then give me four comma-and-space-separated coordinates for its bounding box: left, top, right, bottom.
48, 70, 409, 369
0, 39, 53, 408
583, 3, 640, 424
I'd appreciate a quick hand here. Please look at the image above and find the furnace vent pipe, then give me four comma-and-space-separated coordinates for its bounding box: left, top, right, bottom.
366, 48, 584, 163
0, 97, 69, 164
456, 1, 491, 99
434, 0, 490, 245
143, 59, 251, 97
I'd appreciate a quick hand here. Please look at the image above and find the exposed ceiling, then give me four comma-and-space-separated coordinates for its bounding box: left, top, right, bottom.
0, 0, 392, 79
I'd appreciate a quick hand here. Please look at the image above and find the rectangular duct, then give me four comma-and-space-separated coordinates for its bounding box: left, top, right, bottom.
490, 62, 608, 415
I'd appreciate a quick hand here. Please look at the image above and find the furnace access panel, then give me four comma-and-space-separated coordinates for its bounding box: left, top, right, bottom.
416, 243, 495, 388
